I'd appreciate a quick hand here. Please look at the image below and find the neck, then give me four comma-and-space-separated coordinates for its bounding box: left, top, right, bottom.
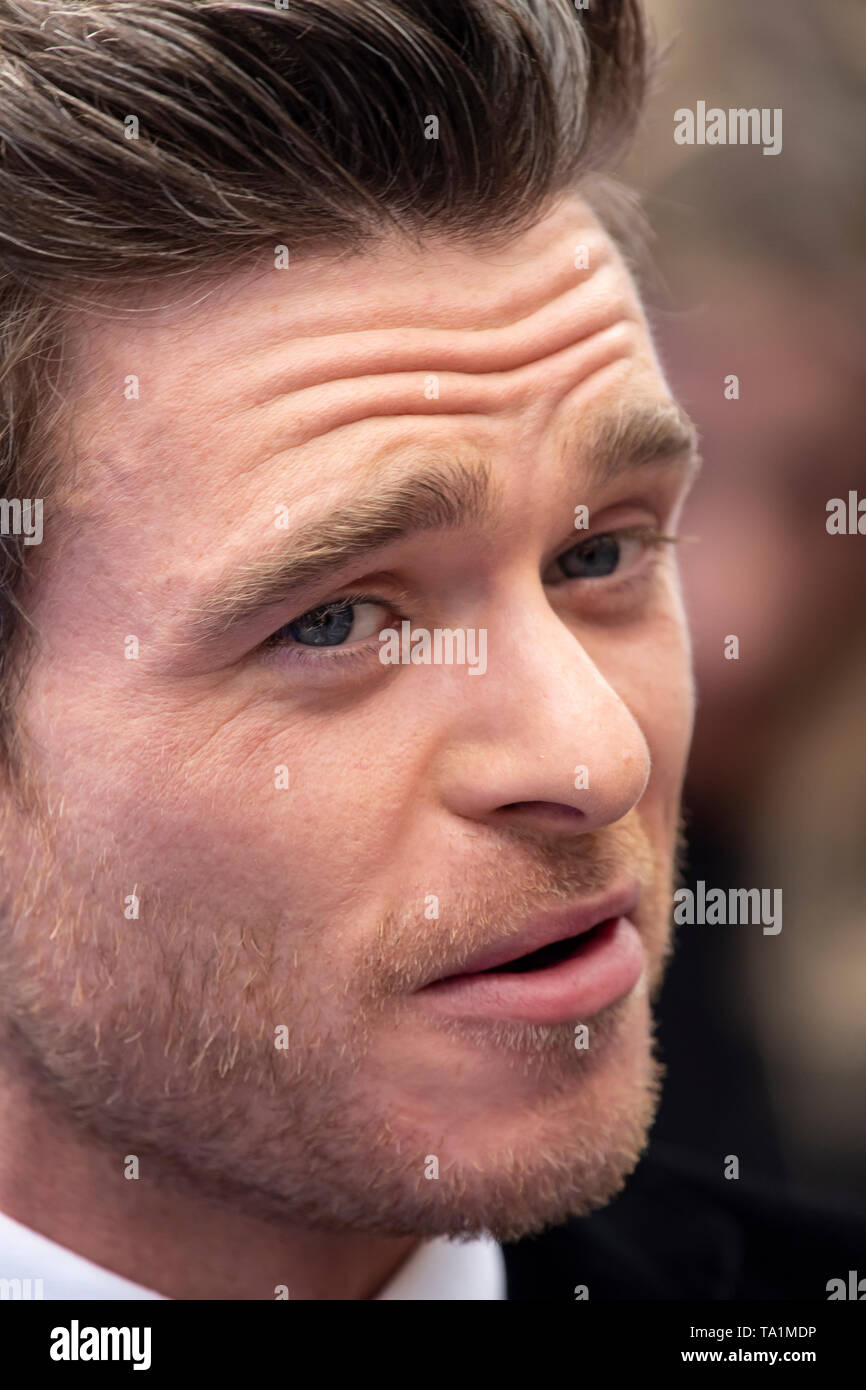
0, 1064, 418, 1300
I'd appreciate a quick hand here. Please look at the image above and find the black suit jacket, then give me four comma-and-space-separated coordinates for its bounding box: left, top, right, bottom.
502, 1142, 866, 1299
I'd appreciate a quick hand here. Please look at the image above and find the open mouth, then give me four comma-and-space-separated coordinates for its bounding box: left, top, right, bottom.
416, 912, 644, 1023
474, 918, 613, 975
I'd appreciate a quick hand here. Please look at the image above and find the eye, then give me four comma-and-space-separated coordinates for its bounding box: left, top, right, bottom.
267, 597, 390, 649
553, 526, 674, 582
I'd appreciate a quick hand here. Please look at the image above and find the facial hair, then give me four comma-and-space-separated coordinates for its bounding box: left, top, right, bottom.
0, 774, 684, 1242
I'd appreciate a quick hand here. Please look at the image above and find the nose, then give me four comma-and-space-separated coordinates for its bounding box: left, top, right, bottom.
439, 591, 651, 836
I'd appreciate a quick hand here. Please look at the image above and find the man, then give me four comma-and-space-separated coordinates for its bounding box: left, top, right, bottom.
0, 0, 860, 1302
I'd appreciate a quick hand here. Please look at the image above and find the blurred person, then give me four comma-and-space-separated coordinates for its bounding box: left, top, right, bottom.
623, 0, 866, 1211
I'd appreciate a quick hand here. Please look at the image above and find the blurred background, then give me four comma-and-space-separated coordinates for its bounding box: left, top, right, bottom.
621, 0, 866, 1212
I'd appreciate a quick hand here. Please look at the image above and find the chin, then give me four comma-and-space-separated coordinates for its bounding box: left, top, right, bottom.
317, 993, 665, 1243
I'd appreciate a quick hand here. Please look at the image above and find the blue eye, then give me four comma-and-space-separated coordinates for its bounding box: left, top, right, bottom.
558, 533, 624, 579
276, 601, 355, 647
268, 597, 390, 650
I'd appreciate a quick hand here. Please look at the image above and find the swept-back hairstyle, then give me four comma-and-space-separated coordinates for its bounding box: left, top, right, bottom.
0, 0, 649, 768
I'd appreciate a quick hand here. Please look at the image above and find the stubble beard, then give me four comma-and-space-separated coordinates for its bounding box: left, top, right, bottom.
0, 779, 681, 1242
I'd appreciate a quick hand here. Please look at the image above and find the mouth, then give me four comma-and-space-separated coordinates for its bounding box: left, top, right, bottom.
479, 918, 611, 974
415, 888, 646, 1025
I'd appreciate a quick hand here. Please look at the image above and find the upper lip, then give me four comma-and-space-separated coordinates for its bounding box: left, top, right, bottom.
418, 881, 640, 986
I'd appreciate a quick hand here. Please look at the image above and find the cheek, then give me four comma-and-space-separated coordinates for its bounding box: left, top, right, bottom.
22, 614, 435, 950
60, 683, 425, 925
612, 607, 694, 835
647, 641, 694, 833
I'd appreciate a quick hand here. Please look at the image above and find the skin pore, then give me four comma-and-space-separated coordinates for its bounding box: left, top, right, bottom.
0, 193, 698, 1300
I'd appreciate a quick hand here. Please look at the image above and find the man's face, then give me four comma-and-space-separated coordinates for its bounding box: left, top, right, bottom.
0, 195, 697, 1242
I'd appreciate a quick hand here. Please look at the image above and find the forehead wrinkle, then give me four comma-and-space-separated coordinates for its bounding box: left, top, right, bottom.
207, 307, 643, 473
197, 245, 625, 425
240, 293, 629, 420
179, 215, 617, 383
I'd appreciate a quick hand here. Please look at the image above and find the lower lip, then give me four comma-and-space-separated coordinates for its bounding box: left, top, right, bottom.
416, 917, 644, 1024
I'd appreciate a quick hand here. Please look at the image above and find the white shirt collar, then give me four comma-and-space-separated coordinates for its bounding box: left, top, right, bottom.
0, 1208, 165, 1300
374, 1233, 506, 1300
0, 1207, 506, 1300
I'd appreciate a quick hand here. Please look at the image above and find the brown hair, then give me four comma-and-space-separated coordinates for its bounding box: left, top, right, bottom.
0, 0, 650, 770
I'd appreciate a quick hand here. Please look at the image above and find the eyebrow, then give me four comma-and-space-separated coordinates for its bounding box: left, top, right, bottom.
579, 400, 699, 489
182, 401, 699, 647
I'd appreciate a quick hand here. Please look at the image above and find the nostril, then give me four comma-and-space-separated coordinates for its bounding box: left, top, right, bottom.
499, 801, 586, 821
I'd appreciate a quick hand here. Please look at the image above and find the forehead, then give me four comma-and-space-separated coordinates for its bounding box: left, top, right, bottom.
58, 194, 661, 546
